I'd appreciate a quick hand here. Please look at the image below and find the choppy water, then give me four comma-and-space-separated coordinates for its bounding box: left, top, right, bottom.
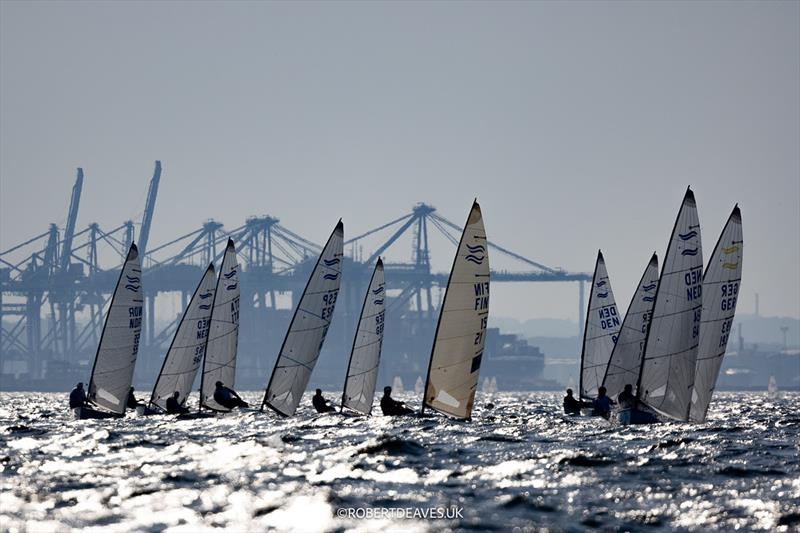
1, 391, 799, 532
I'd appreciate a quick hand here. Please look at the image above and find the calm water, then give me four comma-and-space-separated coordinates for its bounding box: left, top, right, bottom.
1, 391, 798, 532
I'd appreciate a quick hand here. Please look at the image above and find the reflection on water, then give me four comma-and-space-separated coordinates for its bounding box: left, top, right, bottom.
1, 392, 798, 531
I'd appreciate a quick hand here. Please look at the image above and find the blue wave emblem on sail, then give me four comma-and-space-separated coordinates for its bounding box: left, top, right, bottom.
199, 291, 213, 299
596, 291, 609, 298
125, 284, 139, 292
223, 270, 237, 279
126, 275, 140, 283
226, 283, 237, 291
681, 248, 699, 256
466, 244, 486, 253
323, 273, 339, 280
373, 299, 384, 305
642, 296, 655, 302
642, 284, 656, 292
199, 304, 211, 310
323, 258, 340, 266
679, 230, 698, 241
596, 280, 607, 288
372, 286, 385, 295
465, 254, 485, 264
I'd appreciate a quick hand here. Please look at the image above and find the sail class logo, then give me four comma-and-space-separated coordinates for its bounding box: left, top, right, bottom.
642, 283, 656, 291
323, 273, 339, 280
323, 258, 340, 266
223, 269, 237, 279
679, 230, 698, 241
372, 286, 385, 295
597, 291, 609, 298
681, 248, 699, 256
722, 245, 740, 254
464, 243, 486, 264
124, 275, 140, 292
199, 291, 213, 299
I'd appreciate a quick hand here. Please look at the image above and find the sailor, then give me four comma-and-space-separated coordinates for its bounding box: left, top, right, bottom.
126, 387, 143, 410
592, 386, 614, 418
312, 389, 336, 413
165, 391, 189, 415
69, 382, 87, 409
617, 384, 635, 409
213, 381, 249, 409
380, 386, 414, 416
563, 388, 582, 415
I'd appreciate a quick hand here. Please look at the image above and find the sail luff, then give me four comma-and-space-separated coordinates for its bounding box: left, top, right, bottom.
87, 243, 143, 415
262, 220, 344, 417
689, 205, 743, 422
578, 252, 600, 401
422, 200, 489, 420
341, 258, 385, 415
149, 264, 216, 411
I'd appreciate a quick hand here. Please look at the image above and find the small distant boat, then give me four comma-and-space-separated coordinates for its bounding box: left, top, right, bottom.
579, 250, 621, 405
340, 259, 385, 415
414, 376, 424, 395
767, 376, 779, 398
490, 377, 498, 393
199, 239, 241, 412
623, 187, 704, 424
421, 200, 489, 420
602, 253, 659, 400
145, 264, 217, 414
261, 220, 344, 417
392, 376, 405, 395
689, 205, 743, 421
481, 377, 498, 394
77, 244, 143, 420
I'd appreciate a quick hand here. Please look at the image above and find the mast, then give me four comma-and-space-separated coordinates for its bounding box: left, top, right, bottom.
578, 250, 601, 401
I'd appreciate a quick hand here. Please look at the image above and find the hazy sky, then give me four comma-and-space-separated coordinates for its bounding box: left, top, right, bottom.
2, 1, 798, 322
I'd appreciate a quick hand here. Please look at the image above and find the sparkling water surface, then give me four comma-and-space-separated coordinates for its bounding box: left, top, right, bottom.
1, 391, 798, 532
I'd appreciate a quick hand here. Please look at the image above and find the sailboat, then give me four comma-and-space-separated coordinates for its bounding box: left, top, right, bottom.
392, 376, 405, 394
414, 376, 424, 395
146, 264, 217, 413
579, 250, 621, 406
77, 243, 143, 420
340, 258, 385, 415
261, 220, 344, 417
627, 187, 704, 424
199, 239, 241, 412
601, 253, 659, 400
421, 200, 489, 420
689, 206, 743, 422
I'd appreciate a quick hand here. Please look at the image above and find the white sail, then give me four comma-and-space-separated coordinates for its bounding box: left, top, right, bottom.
638, 187, 704, 421
414, 376, 424, 395
423, 200, 489, 420
690, 206, 743, 422
393, 376, 405, 394
87, 244, 143, 414
200, 239, 241, 411
579, 251, 621, 400
262, 220, 344, 416
149, 265, 216, 411
341, 259, 385, 415
602, 253, 659, 399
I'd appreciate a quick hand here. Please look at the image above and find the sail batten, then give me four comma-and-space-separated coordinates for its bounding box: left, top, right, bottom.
422, 201, 489, 420
262, 220, 344, 417
149, 264, 216, 411
341, 259, 385, 415
637, 188, 704, 421
87, 244, 143, 415
689, 206, 743, 422
579, 251, 621, 400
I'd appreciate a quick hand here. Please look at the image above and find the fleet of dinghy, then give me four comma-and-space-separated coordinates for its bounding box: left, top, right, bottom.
421, 200, 489, 420
68, 192, 743, 424
261, 220, 344, 417
77, 244, 143, 419
340, 259, 385, 415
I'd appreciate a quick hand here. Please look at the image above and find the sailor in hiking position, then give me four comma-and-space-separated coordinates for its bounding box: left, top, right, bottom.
126, 387, 143, 410
312, 389, 336, 413
165, 391, 189, 415
69, 382, 87, 409
563, 388, 590, 415
213, 381, 249, 410
380, 386, 414, 416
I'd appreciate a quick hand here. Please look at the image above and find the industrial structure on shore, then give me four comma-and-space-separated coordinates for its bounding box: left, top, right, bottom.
1, 162, 592, 391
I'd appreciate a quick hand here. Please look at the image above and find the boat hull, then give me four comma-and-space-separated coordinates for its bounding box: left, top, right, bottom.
74, 407, 124, 420
615, 407, 661, 425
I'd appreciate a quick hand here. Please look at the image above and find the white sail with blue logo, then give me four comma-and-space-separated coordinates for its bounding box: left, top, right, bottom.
262, 220, 344, 417
579, 251, 621, 400
341, 258, 385, 415
149, 264, 216, 411
422, 200, 489, 420
690, 205, 742, 422
602, 253, 659, 400
87, 243, 143, 415
200, 239, 241, 411
637, 187, 703, 421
